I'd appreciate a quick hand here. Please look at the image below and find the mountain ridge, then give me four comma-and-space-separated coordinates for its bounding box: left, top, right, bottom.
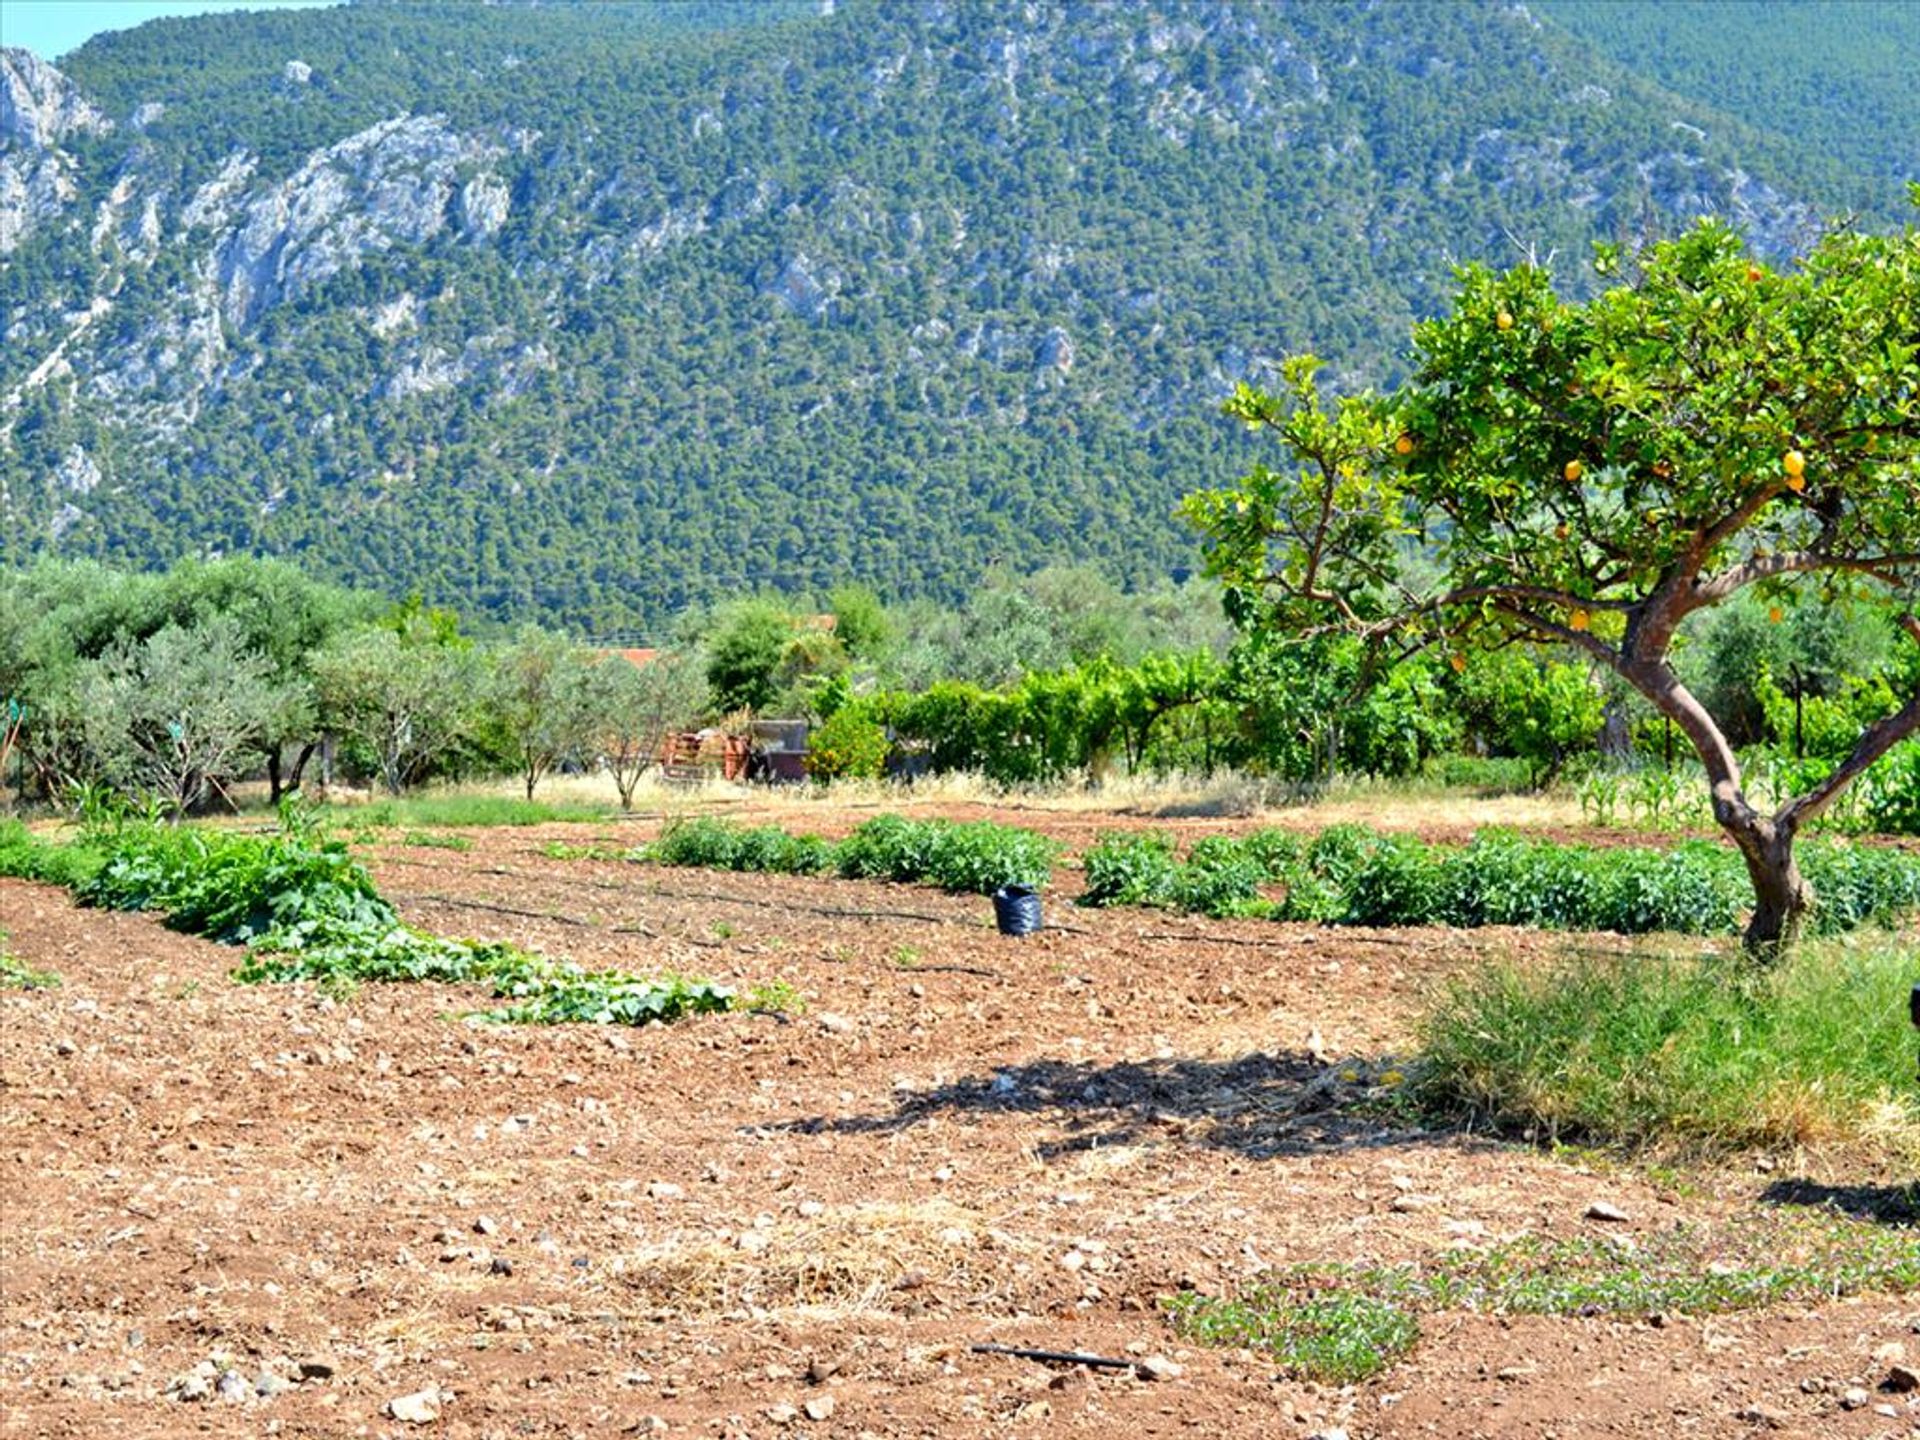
1, 0, 1910, 628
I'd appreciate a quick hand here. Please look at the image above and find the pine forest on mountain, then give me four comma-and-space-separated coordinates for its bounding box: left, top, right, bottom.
3, 0, 1915, 631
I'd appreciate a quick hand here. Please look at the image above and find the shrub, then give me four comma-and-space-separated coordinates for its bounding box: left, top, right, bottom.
836, 815, 1057, 893
648, 818, 834, 875
1339, 835, 1446, 927
1306, 824, 1386, 888
1079, 831, 1182, 908
806, 707, 891, 782
1170, 834, 1269, 917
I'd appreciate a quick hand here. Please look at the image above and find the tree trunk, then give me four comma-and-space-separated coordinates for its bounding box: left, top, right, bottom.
267, 747, 284, 804
1730, 816, 1810, 960
285, 741, 317, 796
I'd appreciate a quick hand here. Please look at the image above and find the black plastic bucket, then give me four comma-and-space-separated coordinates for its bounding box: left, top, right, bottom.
992, 885, 1043, 937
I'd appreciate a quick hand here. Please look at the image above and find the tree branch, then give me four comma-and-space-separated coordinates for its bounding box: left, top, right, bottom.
1693, 550, 1920, 605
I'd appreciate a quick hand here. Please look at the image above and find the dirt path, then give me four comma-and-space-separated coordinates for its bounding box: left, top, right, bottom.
3, 823, 1916, 1439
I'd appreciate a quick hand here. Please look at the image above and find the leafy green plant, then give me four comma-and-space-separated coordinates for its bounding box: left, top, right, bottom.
1169, 834, 1270, 917
476, 970, 742, 1026
23, 818, 767, 1030
646, 817, 837, 875
834, 815, 1057, 893
1079, 831, 1182, 907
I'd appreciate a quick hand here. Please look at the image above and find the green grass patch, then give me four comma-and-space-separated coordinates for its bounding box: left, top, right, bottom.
538, 839, 630, 861
1164, 1288, 1418, 1384
401, 829, 473, 852
1414, 939, 1920, 1156
0, 949, 60, 990
1167, 1208, 1919, 1382
328, 794, 607, 830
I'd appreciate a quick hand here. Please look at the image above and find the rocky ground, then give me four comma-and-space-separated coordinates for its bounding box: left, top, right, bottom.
3, 807, 1917, 1439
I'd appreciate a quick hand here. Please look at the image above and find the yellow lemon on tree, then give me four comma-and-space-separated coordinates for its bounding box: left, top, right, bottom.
1564, 459, 1583, 483
1570, 608, 1591, 633
1395, 433, 1415, 455
1768, 605, 1784, 624
1496, 310, 1514, 331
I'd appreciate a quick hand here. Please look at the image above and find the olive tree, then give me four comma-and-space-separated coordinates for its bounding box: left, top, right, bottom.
486, 627, 601, 802
1182, 217, 1919, 956
311, 626, 480, 795
587, 650, 708, 810
76, 618, 285, 817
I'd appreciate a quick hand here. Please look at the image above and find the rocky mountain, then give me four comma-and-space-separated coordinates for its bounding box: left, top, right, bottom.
1, 0, 1912, 629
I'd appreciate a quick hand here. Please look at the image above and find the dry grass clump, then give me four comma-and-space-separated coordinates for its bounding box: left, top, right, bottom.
608, 1201, 1038, 1317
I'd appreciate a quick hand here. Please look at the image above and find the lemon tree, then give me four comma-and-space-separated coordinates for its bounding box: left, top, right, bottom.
1182, 214, 1920, 955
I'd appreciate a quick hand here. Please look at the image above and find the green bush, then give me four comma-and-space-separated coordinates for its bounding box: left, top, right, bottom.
1306, 824, 1387, 889
806, 706, 891, 782
1170, 834, 1270, 917
1080, 831, 1182, 908
835, 815, 1057, 893
1341, 835, 1447, 927
648, 818, 834, 875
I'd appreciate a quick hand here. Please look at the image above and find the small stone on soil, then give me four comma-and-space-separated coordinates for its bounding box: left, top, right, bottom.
1585, 1201, 1631, 1223
387, 1386, 443, 1423
214, 1370, 250, 1402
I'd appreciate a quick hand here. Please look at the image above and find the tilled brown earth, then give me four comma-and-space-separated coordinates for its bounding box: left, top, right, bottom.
3, 817, 1918, 1440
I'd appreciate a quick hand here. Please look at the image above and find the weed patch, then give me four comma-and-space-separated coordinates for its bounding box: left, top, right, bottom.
1414, 940, 1920, 1156
1168, 1208, 1919, 1382
0, 949, 59, 990
330, 794, 606, 829
401, 830, 473, 852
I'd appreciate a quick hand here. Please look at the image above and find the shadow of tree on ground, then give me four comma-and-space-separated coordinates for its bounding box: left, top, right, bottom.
1759, 1177, 1919, 1226
762, 1050, 1489, 1162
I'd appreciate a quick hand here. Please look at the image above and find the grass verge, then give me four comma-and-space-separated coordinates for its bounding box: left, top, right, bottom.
1413, 938, 1920, 1159
1167, 1207, 1920, 1383
322, 793, 608, 829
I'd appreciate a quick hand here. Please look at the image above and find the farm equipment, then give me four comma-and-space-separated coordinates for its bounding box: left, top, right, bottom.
658, 729, 750, 785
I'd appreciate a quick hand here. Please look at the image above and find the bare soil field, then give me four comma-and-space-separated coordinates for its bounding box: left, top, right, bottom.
4, 802, 1918, 1440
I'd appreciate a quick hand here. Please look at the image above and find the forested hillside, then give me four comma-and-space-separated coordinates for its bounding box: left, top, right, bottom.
2, 0, 1910, 629
1541, 0, 1918, 206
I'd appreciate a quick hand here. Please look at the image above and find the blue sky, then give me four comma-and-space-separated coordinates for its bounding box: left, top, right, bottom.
3, 1, 335, 62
